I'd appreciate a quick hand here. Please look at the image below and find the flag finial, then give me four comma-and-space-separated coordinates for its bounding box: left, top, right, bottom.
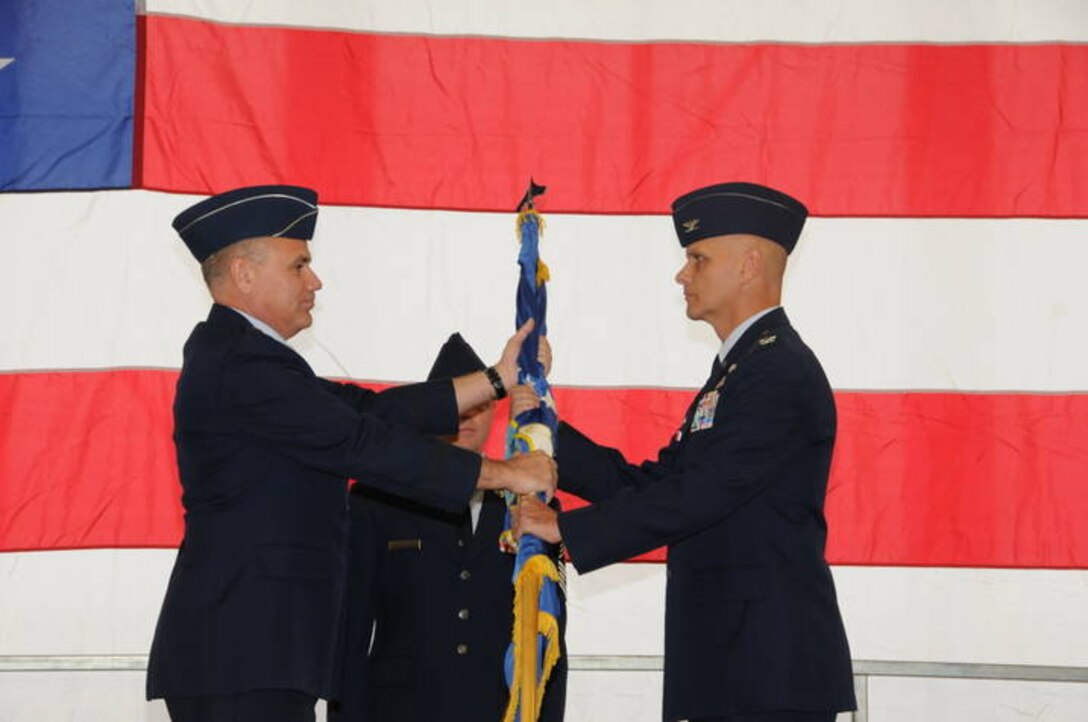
516, 178, 547, 212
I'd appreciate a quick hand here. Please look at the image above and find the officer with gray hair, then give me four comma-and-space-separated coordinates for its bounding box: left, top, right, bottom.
146, 185, 556, 722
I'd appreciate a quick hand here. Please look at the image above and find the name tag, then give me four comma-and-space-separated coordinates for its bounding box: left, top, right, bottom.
387, 539, 422, 552
689, 390, 719, 433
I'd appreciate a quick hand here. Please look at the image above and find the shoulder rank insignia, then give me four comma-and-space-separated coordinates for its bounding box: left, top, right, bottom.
757, 334, 777, 347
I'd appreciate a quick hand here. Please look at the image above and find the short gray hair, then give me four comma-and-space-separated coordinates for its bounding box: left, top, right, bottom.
200, 237, 267, 289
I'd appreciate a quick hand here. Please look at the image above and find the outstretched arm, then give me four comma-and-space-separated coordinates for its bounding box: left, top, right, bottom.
452, 319, 534, 412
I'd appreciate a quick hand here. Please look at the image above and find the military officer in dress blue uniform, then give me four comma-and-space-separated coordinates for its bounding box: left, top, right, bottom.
513, 182, 856, 722
145, 185, 557, 722
332, 332, 566, 722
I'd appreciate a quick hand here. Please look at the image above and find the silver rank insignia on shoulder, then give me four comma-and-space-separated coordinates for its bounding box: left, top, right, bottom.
757, 334, 777, 347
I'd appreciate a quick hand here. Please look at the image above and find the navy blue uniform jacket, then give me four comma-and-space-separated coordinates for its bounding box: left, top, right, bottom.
556, 309, 854, 721
333, 485, 566, 722
146, 304, 481, 701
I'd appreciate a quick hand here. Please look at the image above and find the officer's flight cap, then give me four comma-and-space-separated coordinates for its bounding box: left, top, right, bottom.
428, 333, 486, 381
671, 181, 807, 254
173, 185, 319, 263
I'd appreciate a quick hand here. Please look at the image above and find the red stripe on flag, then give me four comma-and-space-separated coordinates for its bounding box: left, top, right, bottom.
827, 391, 1088, 569
2, 371, 1086, 567
138, 15, 1088, 217
0, 370, 182, 552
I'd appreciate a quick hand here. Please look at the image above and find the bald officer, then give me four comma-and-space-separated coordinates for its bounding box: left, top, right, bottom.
514, 182, 855, 722
146, 185, 556, 722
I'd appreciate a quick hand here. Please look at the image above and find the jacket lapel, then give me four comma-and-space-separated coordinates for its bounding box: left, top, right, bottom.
677, 307, 792, 445
467, 493, 508, 560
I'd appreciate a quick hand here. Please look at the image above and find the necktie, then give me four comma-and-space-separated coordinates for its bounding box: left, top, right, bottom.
710, 354, 723, 381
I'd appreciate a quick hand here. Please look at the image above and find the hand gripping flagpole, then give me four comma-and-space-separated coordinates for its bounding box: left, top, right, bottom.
500, 179, 564, 722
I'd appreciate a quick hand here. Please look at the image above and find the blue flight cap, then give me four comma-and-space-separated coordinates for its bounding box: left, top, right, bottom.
671, 181, 808, 254
428, 333, 486, 381
172, 185, 320, 262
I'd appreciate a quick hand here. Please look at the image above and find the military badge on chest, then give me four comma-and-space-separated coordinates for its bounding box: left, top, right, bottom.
690, 388, 720, 432
675, 362, 735, 441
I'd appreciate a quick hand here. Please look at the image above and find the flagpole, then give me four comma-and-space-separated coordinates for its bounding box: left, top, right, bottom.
501, 179, 563, 722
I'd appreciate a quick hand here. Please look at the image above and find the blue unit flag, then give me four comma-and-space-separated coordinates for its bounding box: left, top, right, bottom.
502, 181, 564, 722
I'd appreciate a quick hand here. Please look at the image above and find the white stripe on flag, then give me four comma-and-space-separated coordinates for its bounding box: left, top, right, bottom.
5, 190, 1088, 393
2, 551, 1086, 669
142, 0, 1088, 42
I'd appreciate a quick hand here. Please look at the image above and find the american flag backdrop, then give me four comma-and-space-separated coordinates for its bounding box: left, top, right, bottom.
1, 1, 1086, 720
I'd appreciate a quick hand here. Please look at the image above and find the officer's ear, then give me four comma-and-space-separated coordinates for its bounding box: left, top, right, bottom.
744, 236, 786, 286
228, 238, 267, 294
230, 253, 255, 293
739, 241, 763, 286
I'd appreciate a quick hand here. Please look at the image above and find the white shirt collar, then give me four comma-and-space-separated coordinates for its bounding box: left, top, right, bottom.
228, 306, 288, 345
469, 489, 485, 533
717, 305, 780, 363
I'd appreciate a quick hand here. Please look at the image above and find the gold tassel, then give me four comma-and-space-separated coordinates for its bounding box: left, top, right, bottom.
535, 260, 550, 286
516, 208, 546, 239
516, 209, 549, 287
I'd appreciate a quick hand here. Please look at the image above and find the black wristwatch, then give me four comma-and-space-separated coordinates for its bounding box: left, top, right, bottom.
484, 366, 507, 400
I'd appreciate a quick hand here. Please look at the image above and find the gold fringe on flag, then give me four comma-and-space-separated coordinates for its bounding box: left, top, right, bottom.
502, 553, 562, 722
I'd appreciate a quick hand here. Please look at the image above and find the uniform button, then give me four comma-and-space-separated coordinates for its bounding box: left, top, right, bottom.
459, 569, 471, 581
457, 539, 465, 548
456, 644, 469, 655
457, 608, 470, 620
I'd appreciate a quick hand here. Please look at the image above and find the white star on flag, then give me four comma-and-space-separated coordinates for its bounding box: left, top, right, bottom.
0, 58, 14, 71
